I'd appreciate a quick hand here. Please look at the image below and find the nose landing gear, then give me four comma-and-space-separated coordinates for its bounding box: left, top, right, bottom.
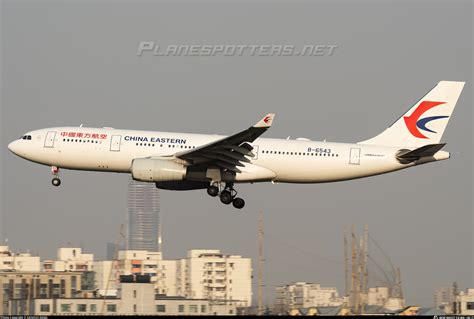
207, 183, 245, 209
52, 178, 61, 187
51, 166, 61, 187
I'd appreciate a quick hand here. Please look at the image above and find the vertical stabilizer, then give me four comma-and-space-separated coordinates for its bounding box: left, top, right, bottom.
359, 81, 465, 147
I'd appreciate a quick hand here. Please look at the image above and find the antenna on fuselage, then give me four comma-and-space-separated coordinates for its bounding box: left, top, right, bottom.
79, 124, 84, 127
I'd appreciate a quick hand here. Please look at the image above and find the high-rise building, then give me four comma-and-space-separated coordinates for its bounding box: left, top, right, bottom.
127, 178, 160, 252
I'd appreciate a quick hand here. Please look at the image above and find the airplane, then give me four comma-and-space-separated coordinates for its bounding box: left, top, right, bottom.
8, 81, 465, 209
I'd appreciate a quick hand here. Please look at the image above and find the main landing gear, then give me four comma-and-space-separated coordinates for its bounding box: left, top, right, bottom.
51, 166, 61, 187
207, 183, 245, 209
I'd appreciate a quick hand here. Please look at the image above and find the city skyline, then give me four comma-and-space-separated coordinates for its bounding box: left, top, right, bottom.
0, 242, 470, 311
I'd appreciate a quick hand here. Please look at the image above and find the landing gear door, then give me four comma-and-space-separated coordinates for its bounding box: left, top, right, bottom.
349, 147, 361, 165
110, 135, 122, 152
44, 131, 56, 148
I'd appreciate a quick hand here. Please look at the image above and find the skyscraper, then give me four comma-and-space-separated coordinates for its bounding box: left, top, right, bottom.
127, 178, 160, 252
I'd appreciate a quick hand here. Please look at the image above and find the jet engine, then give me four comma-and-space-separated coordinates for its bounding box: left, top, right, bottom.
131, 158, 186, 182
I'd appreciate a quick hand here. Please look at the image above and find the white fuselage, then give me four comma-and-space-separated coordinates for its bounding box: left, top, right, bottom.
7, 127, 449, 184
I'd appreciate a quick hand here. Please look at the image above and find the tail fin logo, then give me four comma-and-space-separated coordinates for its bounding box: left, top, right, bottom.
403, 101, 448, 139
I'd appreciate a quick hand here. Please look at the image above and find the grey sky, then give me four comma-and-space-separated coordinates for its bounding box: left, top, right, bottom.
1, 0, 472, 307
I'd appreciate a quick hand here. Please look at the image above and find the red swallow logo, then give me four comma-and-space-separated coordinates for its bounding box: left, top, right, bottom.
263, 116, 271, 124
403, 101, 447, 138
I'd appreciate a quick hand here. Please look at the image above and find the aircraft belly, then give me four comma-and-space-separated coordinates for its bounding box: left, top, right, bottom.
266, 156, 406, 183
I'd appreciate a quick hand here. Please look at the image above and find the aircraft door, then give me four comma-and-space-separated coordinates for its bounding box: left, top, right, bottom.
250, 144, 259, 160
44, 131, 56, 148
349, 147, 361, 165
110, 135, 122, 152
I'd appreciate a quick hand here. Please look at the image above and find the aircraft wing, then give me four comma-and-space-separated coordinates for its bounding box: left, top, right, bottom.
175, 113, 275, 173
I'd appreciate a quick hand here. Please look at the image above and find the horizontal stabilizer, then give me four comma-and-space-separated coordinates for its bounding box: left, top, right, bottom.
397, 143, 446, 163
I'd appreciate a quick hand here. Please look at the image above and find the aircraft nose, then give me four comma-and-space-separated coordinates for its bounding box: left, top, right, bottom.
8, 140, 19, 155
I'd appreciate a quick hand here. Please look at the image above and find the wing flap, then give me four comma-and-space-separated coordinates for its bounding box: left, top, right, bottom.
200, 153, 246, 167
214, 160, 242, 173
212, 150, 251, 163
218, 145, 255, 157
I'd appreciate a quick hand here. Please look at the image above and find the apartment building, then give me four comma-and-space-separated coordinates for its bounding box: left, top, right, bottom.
0, 246, 40, 272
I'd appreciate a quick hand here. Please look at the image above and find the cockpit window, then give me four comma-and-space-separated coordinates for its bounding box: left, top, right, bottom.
21, 135, 32, 140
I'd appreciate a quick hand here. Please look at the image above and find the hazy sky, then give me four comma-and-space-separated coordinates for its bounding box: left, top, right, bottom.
1, 0, 472, 307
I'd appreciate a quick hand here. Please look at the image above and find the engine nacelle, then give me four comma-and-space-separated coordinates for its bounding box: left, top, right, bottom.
131, 158, 186, 182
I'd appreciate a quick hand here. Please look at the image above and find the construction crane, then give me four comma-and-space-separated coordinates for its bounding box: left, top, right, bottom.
257, 210, 264, 316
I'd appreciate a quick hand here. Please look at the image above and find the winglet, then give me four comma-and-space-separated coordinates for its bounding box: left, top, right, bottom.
254, 113, 275, 128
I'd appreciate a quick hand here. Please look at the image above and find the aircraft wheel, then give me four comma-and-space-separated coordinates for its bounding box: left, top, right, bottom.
232, 197, 245, 209
220, 190, 233, 205
207, 185, 219, 197
52, 178, 61, 187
